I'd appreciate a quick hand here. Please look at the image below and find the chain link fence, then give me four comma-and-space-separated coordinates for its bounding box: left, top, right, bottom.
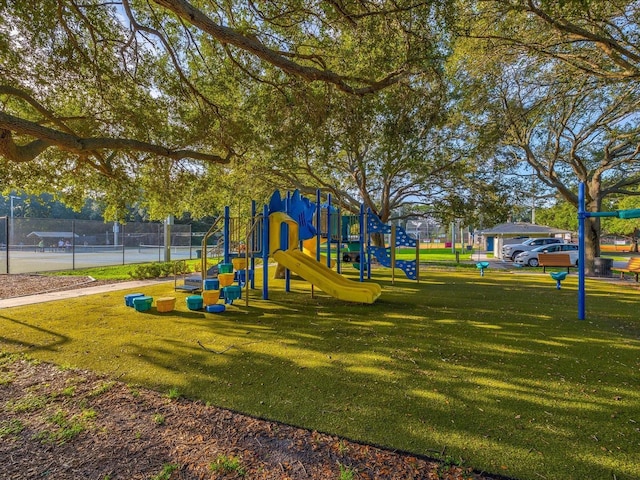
0, 217, 193, 274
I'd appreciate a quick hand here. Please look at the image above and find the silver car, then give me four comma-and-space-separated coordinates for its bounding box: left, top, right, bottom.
502, 237, 564, 261
514, 243, 579, 267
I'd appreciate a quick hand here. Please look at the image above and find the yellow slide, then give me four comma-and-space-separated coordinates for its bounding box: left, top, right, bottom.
268, 211, 380, 304
302, 237, 336, 268
272, 249, 381, 304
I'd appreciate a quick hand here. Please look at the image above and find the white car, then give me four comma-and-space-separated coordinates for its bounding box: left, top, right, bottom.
502, 237, 565, 261
514, 243, 579, 267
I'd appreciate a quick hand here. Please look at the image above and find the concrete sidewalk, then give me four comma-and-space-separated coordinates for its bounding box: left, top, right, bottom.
0, 279, 175, 309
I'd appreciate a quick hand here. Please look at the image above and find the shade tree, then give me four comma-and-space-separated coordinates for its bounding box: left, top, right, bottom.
457, 0, 640, 82
1, 0, 450, 218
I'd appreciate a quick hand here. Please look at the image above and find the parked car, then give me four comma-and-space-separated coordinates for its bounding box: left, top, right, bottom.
502, 237, 565, 261
514, 243, 579, 267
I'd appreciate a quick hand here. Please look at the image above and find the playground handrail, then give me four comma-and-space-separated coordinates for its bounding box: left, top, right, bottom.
200, 216, 223, 287
243, 213, 265, 307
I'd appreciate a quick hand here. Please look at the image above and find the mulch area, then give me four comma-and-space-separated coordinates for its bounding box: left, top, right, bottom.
0, 274, 118, 299
0, 275, 503, 480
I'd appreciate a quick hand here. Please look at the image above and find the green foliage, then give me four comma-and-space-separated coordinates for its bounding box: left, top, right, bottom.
88, 381, 115, 398
152, 414, 165, 426
535, 201, 578, 231
603, 193, 640, 236
0, 419, 25, 438
7, 395, 49, 413
338, 463, 356, 480
0, 370, 16, 385
35, 410, 86, 444
1, 0, 450, 220
150, 464, 179, 480
128, 261, 190, 280
166, 387, 180, 401
81, 409, 97, 420
47, 265, 148, 281
59, 386, 76, 397
210, 455, 246, 476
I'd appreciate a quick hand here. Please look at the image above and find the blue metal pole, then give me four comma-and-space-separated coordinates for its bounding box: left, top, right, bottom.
223, 205, 230, 264
285, 191, 291, 293
578, 182, 586, 320
251, 200, 256, 289
326, 193, 332, 267
262, 204, 269, 300
360, 204, 365, 282
365, 208, 371, 280
316, 189, 321, 262
336, 208, 342, 274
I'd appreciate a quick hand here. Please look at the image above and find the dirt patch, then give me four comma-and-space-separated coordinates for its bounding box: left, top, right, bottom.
0, 274, 119, 299
0, 357, 501, 480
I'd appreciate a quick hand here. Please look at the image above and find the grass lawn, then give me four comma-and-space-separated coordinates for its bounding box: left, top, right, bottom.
1, 266, 639, 480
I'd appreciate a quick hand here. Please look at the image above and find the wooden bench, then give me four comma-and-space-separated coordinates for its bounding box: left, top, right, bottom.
612, 257, 640, 282
538, 253, 574, 273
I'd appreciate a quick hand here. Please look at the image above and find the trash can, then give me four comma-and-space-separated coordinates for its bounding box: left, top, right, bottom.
195, 249, 202, 259
592, 257, 613, 277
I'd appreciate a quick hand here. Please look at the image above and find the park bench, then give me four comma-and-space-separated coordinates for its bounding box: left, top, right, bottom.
611, 257, 640, 282
538, 253, 575, 273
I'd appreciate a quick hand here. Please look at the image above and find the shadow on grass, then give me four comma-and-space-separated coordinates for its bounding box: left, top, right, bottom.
1, 271, 639, 480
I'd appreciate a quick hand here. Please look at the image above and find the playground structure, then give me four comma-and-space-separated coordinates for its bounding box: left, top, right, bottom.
578, 181, 640, 320
176, 189, 423, 305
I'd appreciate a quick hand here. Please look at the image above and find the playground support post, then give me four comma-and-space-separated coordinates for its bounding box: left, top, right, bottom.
285, 191, 291, 293
262, 204, 269, 300
336, 213, 342, 274
578, 182, 586, 320
391, 224, 396, 285
360, 204, 365, 282
250, 200, 257, 290
577, 181, 631, 320
315, 190, 321, 263
416, 235, 420, 283
326, 193, 332, 269
223, 206, 231, 264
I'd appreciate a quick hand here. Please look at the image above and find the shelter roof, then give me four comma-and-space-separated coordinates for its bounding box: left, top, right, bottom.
27, 232, 80, 239
479, 222, 571, 236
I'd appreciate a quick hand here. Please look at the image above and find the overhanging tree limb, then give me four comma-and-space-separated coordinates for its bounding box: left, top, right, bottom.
0, 111, 232, 164
151, 0, 409, 95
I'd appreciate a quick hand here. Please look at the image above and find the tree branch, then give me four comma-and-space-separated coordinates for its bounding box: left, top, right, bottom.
0, 111, 232, 164
151, 0, 409, 95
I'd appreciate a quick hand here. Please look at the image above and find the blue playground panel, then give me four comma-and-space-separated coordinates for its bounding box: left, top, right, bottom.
366, 210, 418, 280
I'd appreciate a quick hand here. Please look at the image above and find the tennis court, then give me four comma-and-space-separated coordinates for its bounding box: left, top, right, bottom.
1, 217, 199, 274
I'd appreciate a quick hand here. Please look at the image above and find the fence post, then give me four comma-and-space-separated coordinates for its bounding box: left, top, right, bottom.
4, 216, 9, 274
72, 220, 76, 270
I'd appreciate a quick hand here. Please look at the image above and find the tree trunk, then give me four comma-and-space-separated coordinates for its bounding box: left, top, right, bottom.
583, 181, 603, 276
370, 232, 385, 247
584, 217, 601, 275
